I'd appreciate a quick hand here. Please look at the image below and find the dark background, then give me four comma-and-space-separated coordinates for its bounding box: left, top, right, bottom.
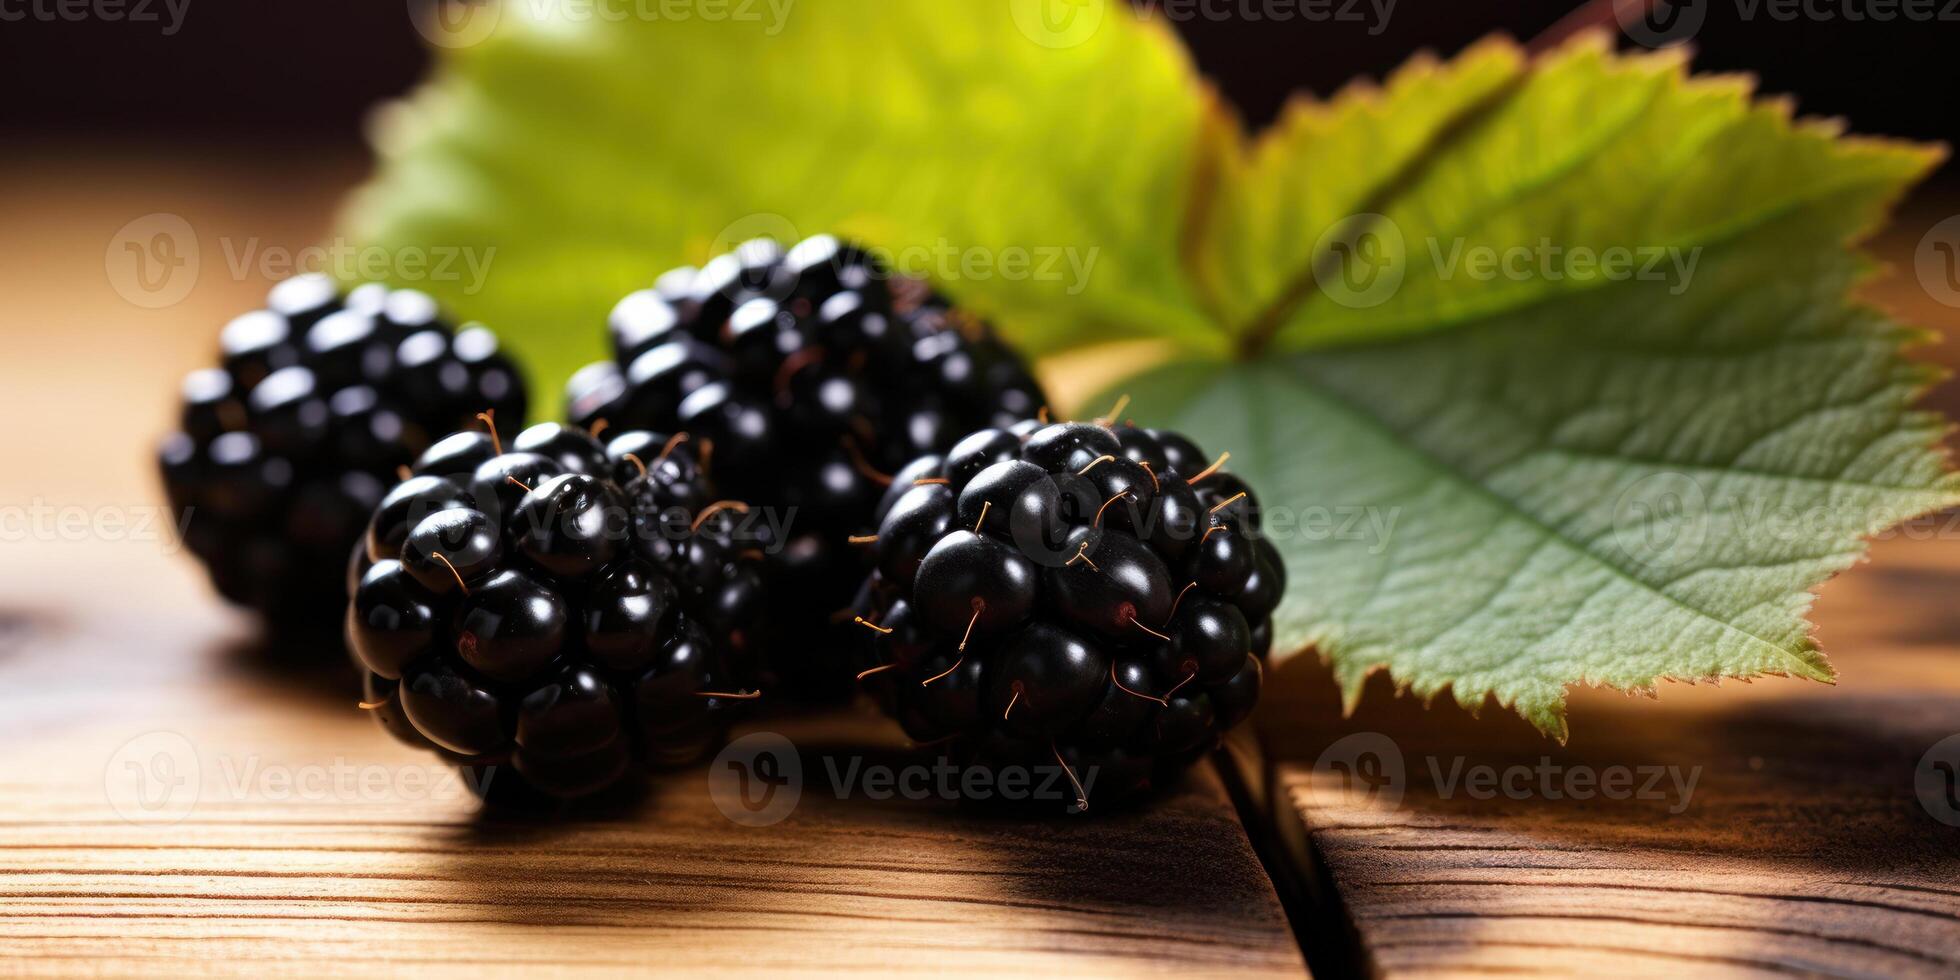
1, 0, 1953, 184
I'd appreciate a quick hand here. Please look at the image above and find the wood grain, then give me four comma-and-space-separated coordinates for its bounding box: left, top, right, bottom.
0, 151, 1306, 979
1251, 492, 1960, 979
0, 602, 1304, 978
11, 140, 1960, 980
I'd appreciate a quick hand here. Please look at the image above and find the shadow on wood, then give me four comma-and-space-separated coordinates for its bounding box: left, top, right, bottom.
1249, 534, 1960, 977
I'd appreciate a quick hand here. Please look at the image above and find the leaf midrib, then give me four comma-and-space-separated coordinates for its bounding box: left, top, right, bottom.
1219, 55, 1907, 360
1226, 70, 1531, 357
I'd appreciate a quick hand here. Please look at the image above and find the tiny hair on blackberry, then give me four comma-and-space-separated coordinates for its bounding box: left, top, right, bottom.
850, 408, 1283, 812
159, 274, 528, 629
347, 415, 765, 805
564, 235, 1047, 699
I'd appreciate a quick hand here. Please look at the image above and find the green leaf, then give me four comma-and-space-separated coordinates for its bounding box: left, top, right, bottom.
1109, 196, 1955, 736
347, 10, 1959, 736
1105, 39, 1958, 736
1204, 39, 1943, 355
1189, 38, 1525, 337
345, 0, 1226, 394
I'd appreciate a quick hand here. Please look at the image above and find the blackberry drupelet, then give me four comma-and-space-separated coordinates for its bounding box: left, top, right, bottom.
564, 236, 1046, 696
347, 419, 764, 804
159, 274, 528, 625
851, 417, 1283, 812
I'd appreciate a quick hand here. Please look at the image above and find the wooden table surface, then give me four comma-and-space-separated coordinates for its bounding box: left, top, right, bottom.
1231, 198, 1960, 976
0, 144, 1305, 978
5, 143, 1959, 978
1240, 532, 1960, 978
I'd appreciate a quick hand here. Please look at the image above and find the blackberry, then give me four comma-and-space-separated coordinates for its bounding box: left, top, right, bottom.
564, 236, 1045, 696
347, 419, 764, 803
159, 274, 528, 625
851, 419, 1282, 812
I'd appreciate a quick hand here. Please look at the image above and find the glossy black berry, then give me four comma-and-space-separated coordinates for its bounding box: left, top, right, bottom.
516, 665, 623, 757
1211, 655, 1264, 731
453, 568, 568, 682
366, 474, 476, 560
853, 420, 1283, 811
957, 460, 1064, 549
1159, 597, 1251, 684
1044, 526, 1173, 643
873, 483, 956, 585
348, 422, 762, 804
945, 428, 1022, 490
987, 621, 1109, 739
1199, 472, 1260, 531
583, 559, 681, 672
463, 450, 560, 528
512, 474, 629, 579
399, 656, 506, 757
413, 430, 501, 479
160, 274, 527, 629
1191, 522, 1257, 598
1021, 422, 1122, 473
913, 530, 1038, 637
564, 236, 1046, 698
345, 560, 438, 680
401, 508, 502, 595
510, 422, 607, 477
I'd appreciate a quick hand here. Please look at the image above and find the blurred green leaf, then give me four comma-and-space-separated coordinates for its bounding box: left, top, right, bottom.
347, 9, 1958, 736
346, 0, 1225, 394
